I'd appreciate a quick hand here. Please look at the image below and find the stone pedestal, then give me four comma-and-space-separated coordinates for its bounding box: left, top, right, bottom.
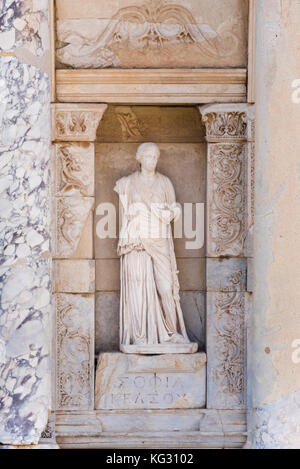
120, 343, 198, 354
95, 352, 206, 410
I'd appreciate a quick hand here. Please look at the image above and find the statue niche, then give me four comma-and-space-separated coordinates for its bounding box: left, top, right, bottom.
114, 142, 198, 354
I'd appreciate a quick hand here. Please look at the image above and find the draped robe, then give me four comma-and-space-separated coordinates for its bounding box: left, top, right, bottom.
114, 171, 190, 347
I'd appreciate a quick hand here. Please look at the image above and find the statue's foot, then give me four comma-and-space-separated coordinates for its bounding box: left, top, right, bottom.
168, 333, 189, 344
134, 338, 147, 345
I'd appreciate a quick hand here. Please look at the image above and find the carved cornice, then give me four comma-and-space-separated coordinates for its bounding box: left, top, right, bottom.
51, 104, 107, 141
56, 69, 247, 104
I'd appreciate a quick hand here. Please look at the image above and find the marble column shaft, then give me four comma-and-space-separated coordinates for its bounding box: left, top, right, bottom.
0, 0, 51, 445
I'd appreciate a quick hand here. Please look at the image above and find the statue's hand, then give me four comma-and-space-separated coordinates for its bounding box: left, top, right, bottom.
151, 203, 173, 224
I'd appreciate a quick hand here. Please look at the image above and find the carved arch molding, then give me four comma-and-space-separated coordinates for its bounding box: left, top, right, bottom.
50, 102, 254, 448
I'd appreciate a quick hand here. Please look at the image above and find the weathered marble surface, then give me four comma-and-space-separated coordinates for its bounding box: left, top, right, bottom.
0, 0, 49, 56
248, 0, 300, 449
56, 0, 248, 69
55, 408, 247, 449
52, 143, 95, 197
97, 105, 205, 144
53, 260, 95, 293
53, 197, 94, 258
0, 57, 50, 445
95, 292, 120, 353
95, 353, 206, 410
55, 294, 94, 410
206, 291, 249, 410
206, 258, 247, 292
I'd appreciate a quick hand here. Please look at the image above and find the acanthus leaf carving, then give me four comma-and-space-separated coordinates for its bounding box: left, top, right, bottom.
55, 111, 98, 140
202, 111, 247, 142
52, 105, 107, 141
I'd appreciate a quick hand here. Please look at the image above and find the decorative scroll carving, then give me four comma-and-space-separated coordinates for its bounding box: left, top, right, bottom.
114, 107, 146, 141
55, 197, 94, 258
56, 0, 246, 68
227, 270, 244, 291
208, 144, 246, 256
52, 105, 107, 141
55, 143, 94, 197
56, 294, 94, 410
212, 290, 245, 408
202, 112, 247, 142
249, 119, 255, 229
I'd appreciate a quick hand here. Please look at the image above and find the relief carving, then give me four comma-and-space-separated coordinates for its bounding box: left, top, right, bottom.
53, 105, 107, 141
202, 112, 247, 142
55, 197, 94, 258
55, 143, 94, 197
114, 107, 146, 141
211, 290, 245, 408
55, 111, 99, 140
249, 120, 256, 229
56, 0, 247, 68
56, 294, 94, 410
208, 144, 246, 256
95, 352, 206, 410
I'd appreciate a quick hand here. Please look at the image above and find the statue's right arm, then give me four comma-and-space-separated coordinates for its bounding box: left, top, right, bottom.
114, 176, 129, 211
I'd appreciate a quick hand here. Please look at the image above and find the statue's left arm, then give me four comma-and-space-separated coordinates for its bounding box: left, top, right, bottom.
152, 175, 181, 224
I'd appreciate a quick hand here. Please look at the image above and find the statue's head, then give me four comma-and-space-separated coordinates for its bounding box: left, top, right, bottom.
136, 142, 160, 172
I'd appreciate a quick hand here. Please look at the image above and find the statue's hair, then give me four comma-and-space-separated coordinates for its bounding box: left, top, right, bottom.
136, 142, 160, 162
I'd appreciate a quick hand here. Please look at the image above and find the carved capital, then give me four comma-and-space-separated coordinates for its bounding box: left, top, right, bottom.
200, 104, 254, 143
202, 111, 247, 142
55, 294, 95, 410
51, 104, 107, 141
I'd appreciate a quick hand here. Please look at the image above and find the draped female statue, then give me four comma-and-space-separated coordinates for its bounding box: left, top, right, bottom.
114, 142, 197, 354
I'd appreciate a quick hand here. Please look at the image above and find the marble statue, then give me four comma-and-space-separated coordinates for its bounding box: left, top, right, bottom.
114, 142, 198, 354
